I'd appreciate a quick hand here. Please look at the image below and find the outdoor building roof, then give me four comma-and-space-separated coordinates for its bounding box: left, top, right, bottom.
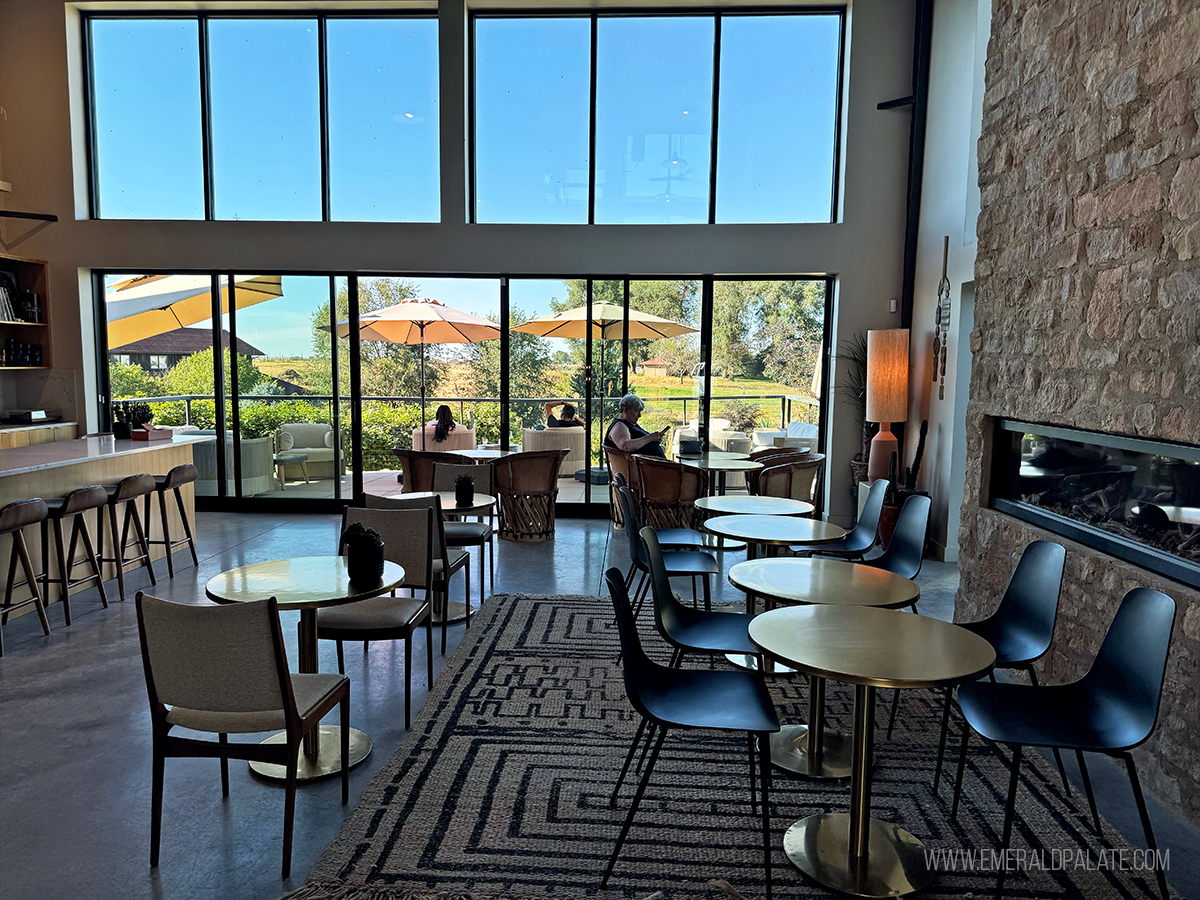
110, 326, 264, 358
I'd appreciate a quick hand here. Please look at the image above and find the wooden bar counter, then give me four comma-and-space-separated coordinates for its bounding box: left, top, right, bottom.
0, 435, 204, 621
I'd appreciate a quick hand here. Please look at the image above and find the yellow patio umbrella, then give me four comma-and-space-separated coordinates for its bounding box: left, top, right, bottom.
330, 299, 502, 449
513, 303, 698, 470
106, 274, 284, 349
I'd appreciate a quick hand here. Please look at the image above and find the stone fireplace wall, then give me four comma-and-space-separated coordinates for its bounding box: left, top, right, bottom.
959, 0, 1200, 823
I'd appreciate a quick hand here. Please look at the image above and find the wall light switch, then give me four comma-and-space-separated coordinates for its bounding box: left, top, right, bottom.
889, 297, 898, 313
0, 181, 12, 193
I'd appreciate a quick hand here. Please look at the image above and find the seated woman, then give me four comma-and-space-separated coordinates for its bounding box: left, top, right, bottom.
544, 401, 585, 428
429, 404, 459, 444
604, 394, 666, 458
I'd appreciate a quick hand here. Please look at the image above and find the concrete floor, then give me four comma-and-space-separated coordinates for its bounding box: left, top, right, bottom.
0, 513, 1197, 900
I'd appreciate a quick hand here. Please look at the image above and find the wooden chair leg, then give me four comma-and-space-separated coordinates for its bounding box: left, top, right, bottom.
282, 748, 298, 879
150, 740, 165, 867
404, 631, 413, 729
109, 502, 127, 602
219, 734, 229, 797
158, 489, 175, 578
174, 487, 199, 567
340, 697, 350, 806
79, 516, 109, 608
14, 532, 50, 636
52, 515, 72, 626
129, 501, 156, 585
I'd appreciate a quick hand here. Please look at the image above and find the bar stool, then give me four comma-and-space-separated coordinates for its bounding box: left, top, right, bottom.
142, 464, 199, 578
41, 485, 110, 625
98, 473, 157, 603
0, 498, 51, 656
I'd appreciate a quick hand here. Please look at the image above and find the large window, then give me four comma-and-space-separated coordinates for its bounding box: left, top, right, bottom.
474, 18, 591, 224
89, 19, 205, 219
85, 14, 439, 222
209, 19, 322, 221
471, 10, 843, 225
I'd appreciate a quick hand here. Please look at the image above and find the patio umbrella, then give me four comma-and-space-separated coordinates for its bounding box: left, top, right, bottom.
513, 303, 698, 469
330, 299, 501, 449
106, 274, 284, 349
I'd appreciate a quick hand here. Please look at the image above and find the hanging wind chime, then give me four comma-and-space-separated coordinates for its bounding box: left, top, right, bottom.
931, 235, 952, 400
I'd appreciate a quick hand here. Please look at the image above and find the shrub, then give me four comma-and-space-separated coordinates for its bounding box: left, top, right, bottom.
718, 400, 762, 433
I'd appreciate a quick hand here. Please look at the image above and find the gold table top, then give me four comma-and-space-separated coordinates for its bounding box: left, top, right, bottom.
729, 558, 919, 609
205, 556, 406, 611
405, 491, 497, 514
749, 605, 995, 690
678, 456, 762, 472
704, 514, 846, 546
695, 495, 814, 517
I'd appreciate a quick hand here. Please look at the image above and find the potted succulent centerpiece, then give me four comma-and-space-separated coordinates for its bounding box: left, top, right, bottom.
455, 472, 475, 508
343, 522, 385, 585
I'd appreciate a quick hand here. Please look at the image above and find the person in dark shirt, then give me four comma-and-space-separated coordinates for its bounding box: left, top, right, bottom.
544, 401, 585, 428
603, 394, 666, 458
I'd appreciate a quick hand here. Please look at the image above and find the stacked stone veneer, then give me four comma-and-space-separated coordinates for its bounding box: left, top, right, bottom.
958, 0, 1200, 824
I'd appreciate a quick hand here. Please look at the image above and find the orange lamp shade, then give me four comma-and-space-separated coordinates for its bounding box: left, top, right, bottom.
865, 328, 909, 424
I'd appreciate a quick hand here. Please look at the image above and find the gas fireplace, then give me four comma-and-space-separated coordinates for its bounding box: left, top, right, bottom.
989, 419, 1200, 589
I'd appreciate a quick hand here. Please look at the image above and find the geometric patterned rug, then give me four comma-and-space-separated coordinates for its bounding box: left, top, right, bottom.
286, 594, 1172, 900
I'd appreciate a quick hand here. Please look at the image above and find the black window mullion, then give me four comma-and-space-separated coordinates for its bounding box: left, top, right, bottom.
210, 274, 227, 495
830, 9, 847, 222
348, 276, 365, 502
227, 273, 243, 498
699, 277, 714, 450
329, 275, 342, 501
707, 14, 721, 224
621, 278, 630, 396
199, 16, 214, 220
814, 276, 835, 515
467, 14, 478, 224
587, 14, 598, 225
82, 17, 101, 220
318, 16, 332, 221
584, 280, 593, 502
500, 278, 510, 450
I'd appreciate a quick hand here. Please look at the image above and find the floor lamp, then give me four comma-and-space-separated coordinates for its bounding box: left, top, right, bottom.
866, 328, 909, 483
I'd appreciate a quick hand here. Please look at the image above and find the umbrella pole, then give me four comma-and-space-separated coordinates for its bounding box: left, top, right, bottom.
420, 332, 427, 451
598, 338, 606, 474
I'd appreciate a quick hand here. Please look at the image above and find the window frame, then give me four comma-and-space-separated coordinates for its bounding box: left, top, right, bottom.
468, 6, 846, 226
82, 10, 441, 223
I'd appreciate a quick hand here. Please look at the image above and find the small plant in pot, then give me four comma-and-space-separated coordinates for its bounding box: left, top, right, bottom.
112, 401, 151, 439
343, 522, 385, 585
454, 472, 475, 507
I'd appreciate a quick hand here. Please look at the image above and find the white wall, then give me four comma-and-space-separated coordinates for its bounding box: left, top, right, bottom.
0, 0, 916, 522
905, 0, 990, 556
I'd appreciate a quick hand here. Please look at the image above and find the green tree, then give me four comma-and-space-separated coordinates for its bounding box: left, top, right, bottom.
108, 361, 161, 399
464, 307, 553, 427
309, 277, 441, 397
161, 348, 263, 396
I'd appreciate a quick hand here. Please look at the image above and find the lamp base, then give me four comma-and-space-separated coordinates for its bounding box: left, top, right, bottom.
867, 424, 898, 483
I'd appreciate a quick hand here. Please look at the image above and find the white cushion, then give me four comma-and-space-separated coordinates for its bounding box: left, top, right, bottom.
298, 447, 335, 464
786, 421, 819, 439
324, 430, 335, 448
278, 430, 295, 451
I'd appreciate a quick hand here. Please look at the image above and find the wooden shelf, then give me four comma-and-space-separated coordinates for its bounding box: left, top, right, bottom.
0, 252, 51, 370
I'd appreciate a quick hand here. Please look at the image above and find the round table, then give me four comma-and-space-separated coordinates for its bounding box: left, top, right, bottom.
273, 452, 309, 490
460, 448, 518, 461
678, 456, 762, 496
729, 558, 919, 779
205, 556, 406, 782
695, 495, 814, 517
749, 605, 995, 898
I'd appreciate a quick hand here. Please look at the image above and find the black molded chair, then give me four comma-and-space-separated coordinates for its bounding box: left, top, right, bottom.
602, 567, 779, 899
617, 484, 717, 613
868, 492, 931, 601
642, 527, 760, 665
933, 540, 1066, 793
954, 587, 1175, 900
803, 477, 887, 559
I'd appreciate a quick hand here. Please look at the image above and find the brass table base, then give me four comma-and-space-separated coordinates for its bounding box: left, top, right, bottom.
771, 724, 854, 779
434, 599, 478, 626
725, 652, 796, 674
249, 726, 373, 782
783, 812, 932, 898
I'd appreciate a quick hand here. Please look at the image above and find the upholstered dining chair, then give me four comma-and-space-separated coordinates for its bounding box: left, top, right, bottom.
432, 461, 496, 596
953, 587, 1176, 900
603, 568, 778, 900
393, 449, 474, 494
364, 493, 470, 653
492, 449, 569, 542
604, 447, 640, 529
317, 506, 435, 728
135, 591, 350, 878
